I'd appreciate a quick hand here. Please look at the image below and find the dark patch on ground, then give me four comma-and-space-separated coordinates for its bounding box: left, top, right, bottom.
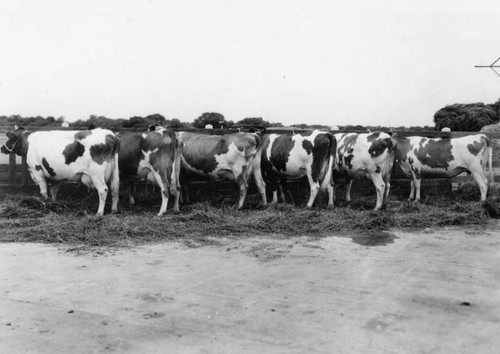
62, 141, 85, 165
41, 157, 56, 177
351, 231, 399, 246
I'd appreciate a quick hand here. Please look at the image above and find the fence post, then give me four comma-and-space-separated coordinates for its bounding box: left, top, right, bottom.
21, 155, 29, 185
9, 153, 16, 184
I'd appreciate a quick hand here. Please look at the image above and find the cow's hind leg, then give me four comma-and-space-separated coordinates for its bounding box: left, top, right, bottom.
49, 181, 61, 202
90, 175, 109, 216
370, 173, 386, 211
31, 172, 49, 200
471, 170, 488, 201
237, 182, 248, 210
306, 180, 320, 208
408, 179, 416, 201
109, 155, 120, 213
345, 178, 353, 204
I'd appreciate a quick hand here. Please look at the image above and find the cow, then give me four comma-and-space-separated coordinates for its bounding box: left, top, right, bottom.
1, 127, 120, 216
393, 134, 493, 202
333, 132, 396, 211
259, 130, 336, 207
177, 131, 267, 209
118, 125, 182, 216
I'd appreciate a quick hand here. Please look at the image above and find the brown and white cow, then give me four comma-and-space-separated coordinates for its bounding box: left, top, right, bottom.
259, 130, 336, 207
118, 126, 182, 216
393, 134, 493, 202
177, 132, 267, 209
333, 132, 396, 211
1, 127, 120, 216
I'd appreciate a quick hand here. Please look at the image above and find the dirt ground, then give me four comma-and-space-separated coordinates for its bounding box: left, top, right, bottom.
1, 223, 500, 353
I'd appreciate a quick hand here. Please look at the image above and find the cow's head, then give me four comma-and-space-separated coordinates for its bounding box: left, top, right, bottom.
1, 127, 28, 155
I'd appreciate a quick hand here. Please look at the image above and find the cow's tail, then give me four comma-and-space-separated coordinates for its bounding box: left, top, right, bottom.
320, 133, 337, 191
382, 135, 397, 181
485, 136, 494, 184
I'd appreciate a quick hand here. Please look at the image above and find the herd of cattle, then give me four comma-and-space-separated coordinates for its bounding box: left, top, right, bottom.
1, 126, 494, 216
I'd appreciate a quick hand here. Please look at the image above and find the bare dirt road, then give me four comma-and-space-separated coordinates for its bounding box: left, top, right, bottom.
1, 223, 500, 353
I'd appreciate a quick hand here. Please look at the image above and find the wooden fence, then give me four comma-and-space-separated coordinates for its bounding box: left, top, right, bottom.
0, 127, 499, 197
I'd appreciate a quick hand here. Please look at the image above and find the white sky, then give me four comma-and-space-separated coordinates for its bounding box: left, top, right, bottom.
1, 0, 499, 127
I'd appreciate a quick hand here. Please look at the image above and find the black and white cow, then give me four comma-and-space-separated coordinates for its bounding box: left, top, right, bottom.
1, 127, 120, 216
259, 130, 336, 207
118, 126, 182, 216
177, 132, 267, 209
333, 132, 396, 211
393, 134, 493, 202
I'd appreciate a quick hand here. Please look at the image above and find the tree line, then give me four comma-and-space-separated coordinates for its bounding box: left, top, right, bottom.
1, 98, 499, 131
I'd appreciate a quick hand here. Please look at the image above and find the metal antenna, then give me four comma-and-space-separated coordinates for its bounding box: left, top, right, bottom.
475, 56, 500, 78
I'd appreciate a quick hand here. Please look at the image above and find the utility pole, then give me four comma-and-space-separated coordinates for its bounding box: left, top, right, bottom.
475, 56, 500, 78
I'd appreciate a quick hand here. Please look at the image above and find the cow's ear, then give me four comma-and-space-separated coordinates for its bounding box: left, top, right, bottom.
149, 124, 157, 132
16, 126, 26, 132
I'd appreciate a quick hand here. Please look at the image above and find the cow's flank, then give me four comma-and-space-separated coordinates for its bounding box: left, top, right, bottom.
467, 140, 485, 156
414, 139, 453, 169
90, 134, 120, 164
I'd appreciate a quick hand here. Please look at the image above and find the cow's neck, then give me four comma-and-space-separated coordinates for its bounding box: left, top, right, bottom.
14, 132, 30, 157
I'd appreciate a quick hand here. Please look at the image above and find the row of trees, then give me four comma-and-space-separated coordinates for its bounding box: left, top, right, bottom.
2, 98, 499, 131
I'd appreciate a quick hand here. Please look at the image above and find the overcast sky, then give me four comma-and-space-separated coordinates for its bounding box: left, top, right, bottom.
1, 0, 499, 127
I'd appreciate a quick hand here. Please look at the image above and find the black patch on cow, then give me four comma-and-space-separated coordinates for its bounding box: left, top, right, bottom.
90, 134, 119, 165
35, 165, 42, 171
270, 135, 295, 173
414, 139, 453, 169
467, 140, 484, 156
375, 165, 381, 173
41, 158, 56, 177
75, 131, 93, 140
62, 141, 85, 164
344, 150, 355, 169
118, 133, 143, 178
394, 137, 412, 163
368, 137, 391, 158
366, 132, 381, 142
302, 140, 313, 154
338, 134, 358, 153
